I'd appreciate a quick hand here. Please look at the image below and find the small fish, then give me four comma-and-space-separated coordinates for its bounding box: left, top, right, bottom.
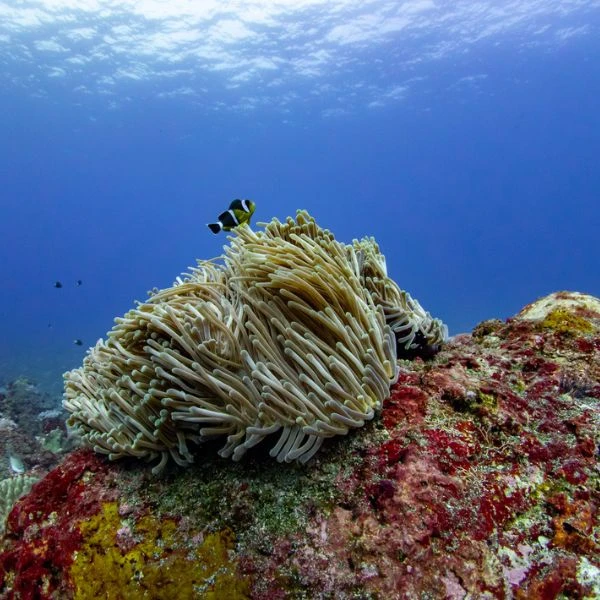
54, 281, 63, 288
73, 339, 83, 346
9, 454, 25, 474
76, 280, 82, 286
207, 199, 255, 234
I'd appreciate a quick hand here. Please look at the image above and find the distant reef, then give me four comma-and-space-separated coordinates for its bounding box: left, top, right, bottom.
1, 290, 598, 599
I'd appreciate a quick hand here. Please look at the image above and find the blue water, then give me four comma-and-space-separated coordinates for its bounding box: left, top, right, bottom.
1, 2, 599, 396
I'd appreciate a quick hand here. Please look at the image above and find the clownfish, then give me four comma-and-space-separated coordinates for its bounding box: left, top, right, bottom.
207, 199, 255, 234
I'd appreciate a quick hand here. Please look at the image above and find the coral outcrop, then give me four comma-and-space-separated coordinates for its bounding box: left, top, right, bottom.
1, 291, 598, 599
63, 211, 446, 472
0, 378, 70, 488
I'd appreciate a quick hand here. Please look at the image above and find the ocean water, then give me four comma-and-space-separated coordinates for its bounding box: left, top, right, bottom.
0, 1, 599, 398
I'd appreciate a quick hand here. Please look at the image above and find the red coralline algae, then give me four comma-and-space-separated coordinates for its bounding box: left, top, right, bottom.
0, 450, 116, 598
423, 427, 479, 473
372, 438, 409, 468
381, 383, 428, 429
1, 291, 598, 599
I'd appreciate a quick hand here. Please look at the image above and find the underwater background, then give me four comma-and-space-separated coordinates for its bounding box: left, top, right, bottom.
0, 0, 599, 398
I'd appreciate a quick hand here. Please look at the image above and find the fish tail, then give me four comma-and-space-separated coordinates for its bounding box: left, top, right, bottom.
207, 222, 222, 234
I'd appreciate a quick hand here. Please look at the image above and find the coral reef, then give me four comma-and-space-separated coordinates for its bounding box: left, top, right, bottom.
0, 475, 38, 535
64, 211, 446, 472
0, 378, 72, 481
0, 378, 58, 436
1, 291, 598, 599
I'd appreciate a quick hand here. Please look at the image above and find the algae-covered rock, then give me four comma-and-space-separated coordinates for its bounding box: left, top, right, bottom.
1, 292, 598, 599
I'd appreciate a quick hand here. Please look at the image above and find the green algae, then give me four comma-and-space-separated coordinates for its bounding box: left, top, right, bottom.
130, 444, 345, 544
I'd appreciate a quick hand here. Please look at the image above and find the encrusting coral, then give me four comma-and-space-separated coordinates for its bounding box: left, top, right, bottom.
63, 211, 447, 472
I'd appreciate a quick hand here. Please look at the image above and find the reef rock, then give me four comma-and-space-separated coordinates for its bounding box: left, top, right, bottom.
1, 291, 598, 599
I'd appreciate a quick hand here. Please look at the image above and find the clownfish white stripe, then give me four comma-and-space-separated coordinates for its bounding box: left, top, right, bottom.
207, 198, 255, 234
228, 209, 240, 225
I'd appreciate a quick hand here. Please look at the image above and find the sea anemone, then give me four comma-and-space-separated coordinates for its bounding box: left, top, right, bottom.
63, 211, 447, 473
